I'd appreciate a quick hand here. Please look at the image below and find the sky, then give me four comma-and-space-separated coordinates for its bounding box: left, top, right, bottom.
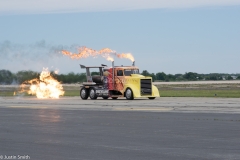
0, 0, 240, 74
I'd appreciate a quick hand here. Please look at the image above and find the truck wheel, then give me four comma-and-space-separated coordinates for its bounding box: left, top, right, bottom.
125, 88, 134, 100
89, 88, 97, 100
80, 88, 89, 100
102, 96, 109, 99
148, 97, 155, 100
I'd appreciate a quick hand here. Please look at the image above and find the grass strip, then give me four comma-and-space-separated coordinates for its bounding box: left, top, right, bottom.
160, 89, 240, 98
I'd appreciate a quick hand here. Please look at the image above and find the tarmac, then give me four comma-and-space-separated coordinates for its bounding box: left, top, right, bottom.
0, 97, 240, 160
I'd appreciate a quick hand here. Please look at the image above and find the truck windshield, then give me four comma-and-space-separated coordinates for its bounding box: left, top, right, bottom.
124, 69, 139, 76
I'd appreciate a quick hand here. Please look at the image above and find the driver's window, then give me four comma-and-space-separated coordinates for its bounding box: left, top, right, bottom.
117, 70, 123, 76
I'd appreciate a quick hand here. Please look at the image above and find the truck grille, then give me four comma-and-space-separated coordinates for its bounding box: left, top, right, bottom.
140, 79, 152, 95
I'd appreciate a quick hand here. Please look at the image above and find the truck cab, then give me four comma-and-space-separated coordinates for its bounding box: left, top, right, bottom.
79, 62, 160, 100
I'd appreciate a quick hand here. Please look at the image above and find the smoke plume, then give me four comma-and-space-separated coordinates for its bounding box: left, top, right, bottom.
0, 40, 64, 61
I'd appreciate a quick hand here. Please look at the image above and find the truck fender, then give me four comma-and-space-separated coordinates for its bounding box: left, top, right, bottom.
124, 85, 140, 98
152, 85, 160, 97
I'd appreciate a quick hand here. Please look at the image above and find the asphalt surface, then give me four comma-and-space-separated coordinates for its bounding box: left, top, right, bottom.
0, 97, 240, 160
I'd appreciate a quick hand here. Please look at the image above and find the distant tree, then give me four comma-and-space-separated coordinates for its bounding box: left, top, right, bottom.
55, 72, 86, 83
197, 75, 204, 80
183, 72, 198, 81
174, 74, 182, 78
165, 74, 176, 81
141, 70, 151, 76
150, 73, 156, 82
55, 74, 66, 83
141, 70, 156, 81
91, 72, 100, 76
209, 76, 218, 80
156, 72, 166, 81
78, 73, 87, 82
212, 74, 226, 80
15, 70, 39, 84
208, 73, 223, 80
0, 70, 14, 84
175, 74, 185, 81
237, 76, 240, 80
66, 72, 76, 83
226, 75, 233, 80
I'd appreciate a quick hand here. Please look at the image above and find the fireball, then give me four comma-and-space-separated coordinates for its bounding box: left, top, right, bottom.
20, 68, 64, 99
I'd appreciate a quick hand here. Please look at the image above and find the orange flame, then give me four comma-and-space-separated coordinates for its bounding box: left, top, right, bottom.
19, 68, 64, 99
117, 53, 135, 62
62, 46, 115, 62
62, 46, 134, 62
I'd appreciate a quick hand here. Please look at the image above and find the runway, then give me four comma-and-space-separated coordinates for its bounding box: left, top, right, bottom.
0, 97, 240, 160
1, 97, 240, 113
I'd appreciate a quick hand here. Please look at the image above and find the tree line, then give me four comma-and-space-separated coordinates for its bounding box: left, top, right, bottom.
0, 69, 88, 84
0, 69, 240, 85
141, 70, 240, 82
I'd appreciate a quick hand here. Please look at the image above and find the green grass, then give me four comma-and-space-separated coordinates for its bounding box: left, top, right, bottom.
0, 91, 15, 96
160, 89, 240, 98
64, 90, 79, 96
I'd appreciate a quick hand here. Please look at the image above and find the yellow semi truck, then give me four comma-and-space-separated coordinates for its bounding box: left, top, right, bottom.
79, 61, 160, 100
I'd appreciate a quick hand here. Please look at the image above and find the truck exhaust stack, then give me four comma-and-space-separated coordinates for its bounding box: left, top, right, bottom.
112, 61, 115, 89
132, 61, 135, 66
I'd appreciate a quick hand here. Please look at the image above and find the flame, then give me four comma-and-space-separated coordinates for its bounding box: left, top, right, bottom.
62, 46, 114, 62
106, 57, 114, 61
117, 53, 135, 62
19, 68, 64, 99
62, 46, 135, 62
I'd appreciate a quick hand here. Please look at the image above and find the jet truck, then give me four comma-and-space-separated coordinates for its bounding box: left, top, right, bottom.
79, 61, 160, 100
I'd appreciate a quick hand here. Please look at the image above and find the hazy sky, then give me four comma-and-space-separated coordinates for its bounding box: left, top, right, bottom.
0, 0, 240, 74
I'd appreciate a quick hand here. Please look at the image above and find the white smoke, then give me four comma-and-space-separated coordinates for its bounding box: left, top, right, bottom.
0, 40, 63, 60
0, 41, 78, 72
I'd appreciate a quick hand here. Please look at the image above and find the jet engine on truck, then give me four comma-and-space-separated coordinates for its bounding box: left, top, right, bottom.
79, 61, 160, 100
